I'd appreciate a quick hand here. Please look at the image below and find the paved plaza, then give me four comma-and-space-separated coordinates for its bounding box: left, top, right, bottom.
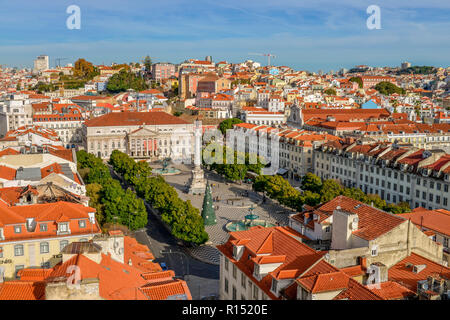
155, 163, 296, 265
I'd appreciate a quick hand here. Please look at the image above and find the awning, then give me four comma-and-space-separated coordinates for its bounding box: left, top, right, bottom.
277, 168, 288, 175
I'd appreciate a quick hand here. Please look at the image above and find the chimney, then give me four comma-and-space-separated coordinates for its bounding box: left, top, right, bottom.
331, 208, 359, 250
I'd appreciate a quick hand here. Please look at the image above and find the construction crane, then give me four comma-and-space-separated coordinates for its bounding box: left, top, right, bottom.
248, 53, 276, 67
54, 58, 68, 68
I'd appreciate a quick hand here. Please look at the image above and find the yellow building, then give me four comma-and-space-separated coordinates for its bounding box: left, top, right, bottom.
0, 201, 101, 280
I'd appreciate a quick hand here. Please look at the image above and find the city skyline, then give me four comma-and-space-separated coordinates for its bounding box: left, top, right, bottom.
0, 0, 449, 71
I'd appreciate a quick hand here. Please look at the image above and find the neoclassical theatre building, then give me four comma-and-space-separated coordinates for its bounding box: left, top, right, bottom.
82, 111, 195, 162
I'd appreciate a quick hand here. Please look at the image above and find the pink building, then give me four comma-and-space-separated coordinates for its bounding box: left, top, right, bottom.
151, 63, 176, 81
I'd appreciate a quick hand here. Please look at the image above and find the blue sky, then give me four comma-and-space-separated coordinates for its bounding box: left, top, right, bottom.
0, 0, 449, 72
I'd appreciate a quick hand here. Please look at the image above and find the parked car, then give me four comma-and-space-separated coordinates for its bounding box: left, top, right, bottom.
160, 262, 168, 271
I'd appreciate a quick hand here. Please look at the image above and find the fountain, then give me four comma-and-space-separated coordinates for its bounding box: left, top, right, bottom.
225, 205, 276, 232
153, 157, 181, 175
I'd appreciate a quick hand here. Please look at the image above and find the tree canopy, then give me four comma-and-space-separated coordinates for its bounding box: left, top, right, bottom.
106, 69, 149, 93
109, 150, 208, 245
73, 58, 99, 80
397, 66, 436, 75
324, 88, 337, 95
218, 118, 243, 135
254, 173, 411, 214
375, 81, 406, 95
349, 77, 363, 88
76, 150, 147, 231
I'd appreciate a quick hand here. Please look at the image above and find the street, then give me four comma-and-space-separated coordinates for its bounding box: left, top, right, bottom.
108, 164, 220, 300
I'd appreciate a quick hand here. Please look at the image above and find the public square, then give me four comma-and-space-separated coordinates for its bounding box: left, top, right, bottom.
155, 163, 296, 265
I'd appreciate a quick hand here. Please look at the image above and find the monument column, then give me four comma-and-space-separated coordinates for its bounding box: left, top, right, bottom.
188, 120, 206, 195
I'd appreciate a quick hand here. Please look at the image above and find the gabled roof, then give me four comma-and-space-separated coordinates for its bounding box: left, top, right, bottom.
84, 112, 189, 127
398, 208, 450, 237
297, 271, 349, 293
292, 195, 405, 241
217, 226, 325, 300
388, 253, 450, 291
366, 281, 415, 300
0, 281, 46, 300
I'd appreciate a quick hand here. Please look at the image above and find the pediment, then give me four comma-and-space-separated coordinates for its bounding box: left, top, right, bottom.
129, 127, 159, 137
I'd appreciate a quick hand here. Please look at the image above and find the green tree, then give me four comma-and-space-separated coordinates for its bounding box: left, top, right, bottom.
106, 69, 149, 93
300, 190, 321, 207
109, 150, 208, 245
86, 183, 105, 225
374, 81, 406, 95
218, 118, 243, 135
349, 77, 363, 88
319, 179, 343, 203
73, 58, 98, 79
324, 88, 337, 95
301, 173, 323, 193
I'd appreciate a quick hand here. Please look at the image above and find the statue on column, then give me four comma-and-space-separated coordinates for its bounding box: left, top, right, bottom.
188, 120, 206, 195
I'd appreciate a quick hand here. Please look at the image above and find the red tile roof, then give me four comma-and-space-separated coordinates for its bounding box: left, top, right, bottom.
84, 111, 189, 127
217, 226, 327, 300
297, 271, 349, 293
0, 165, 17, 180
0, 281, 46, 300
291, 195, 405, 240
7, 235, 190, 300
388, 253, 450, 291
0, 201, 100, 241
398, 208, 450, 237
367, 281, 415, 300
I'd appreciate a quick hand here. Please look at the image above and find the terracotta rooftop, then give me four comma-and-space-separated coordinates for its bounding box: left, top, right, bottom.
84, 111, 189, 127
388, 253, 450, 291
399, 207, 450, 238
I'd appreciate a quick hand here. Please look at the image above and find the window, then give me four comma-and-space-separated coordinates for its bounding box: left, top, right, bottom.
14, 225, 22, 234
325, 226, 331, 233
0, 246, 3, 258
371, 245, 378, 257
58, 223, 69, 233
40, 242, 49, 254
232, 286, 237, 300
271, 279, 277, 292
253, 285, 259, 299
41, 262, 51, 269
14, 245, 24, 256
224, 278, 229, 293
78, 220, 86, 228
60, 240, 69, 251
40, 224, 48, 232
241, 273, 246, 289
444, 238, 449, 248
224, 257, 229, 271
79, 238, 88, 242
232, 264, 237, 279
